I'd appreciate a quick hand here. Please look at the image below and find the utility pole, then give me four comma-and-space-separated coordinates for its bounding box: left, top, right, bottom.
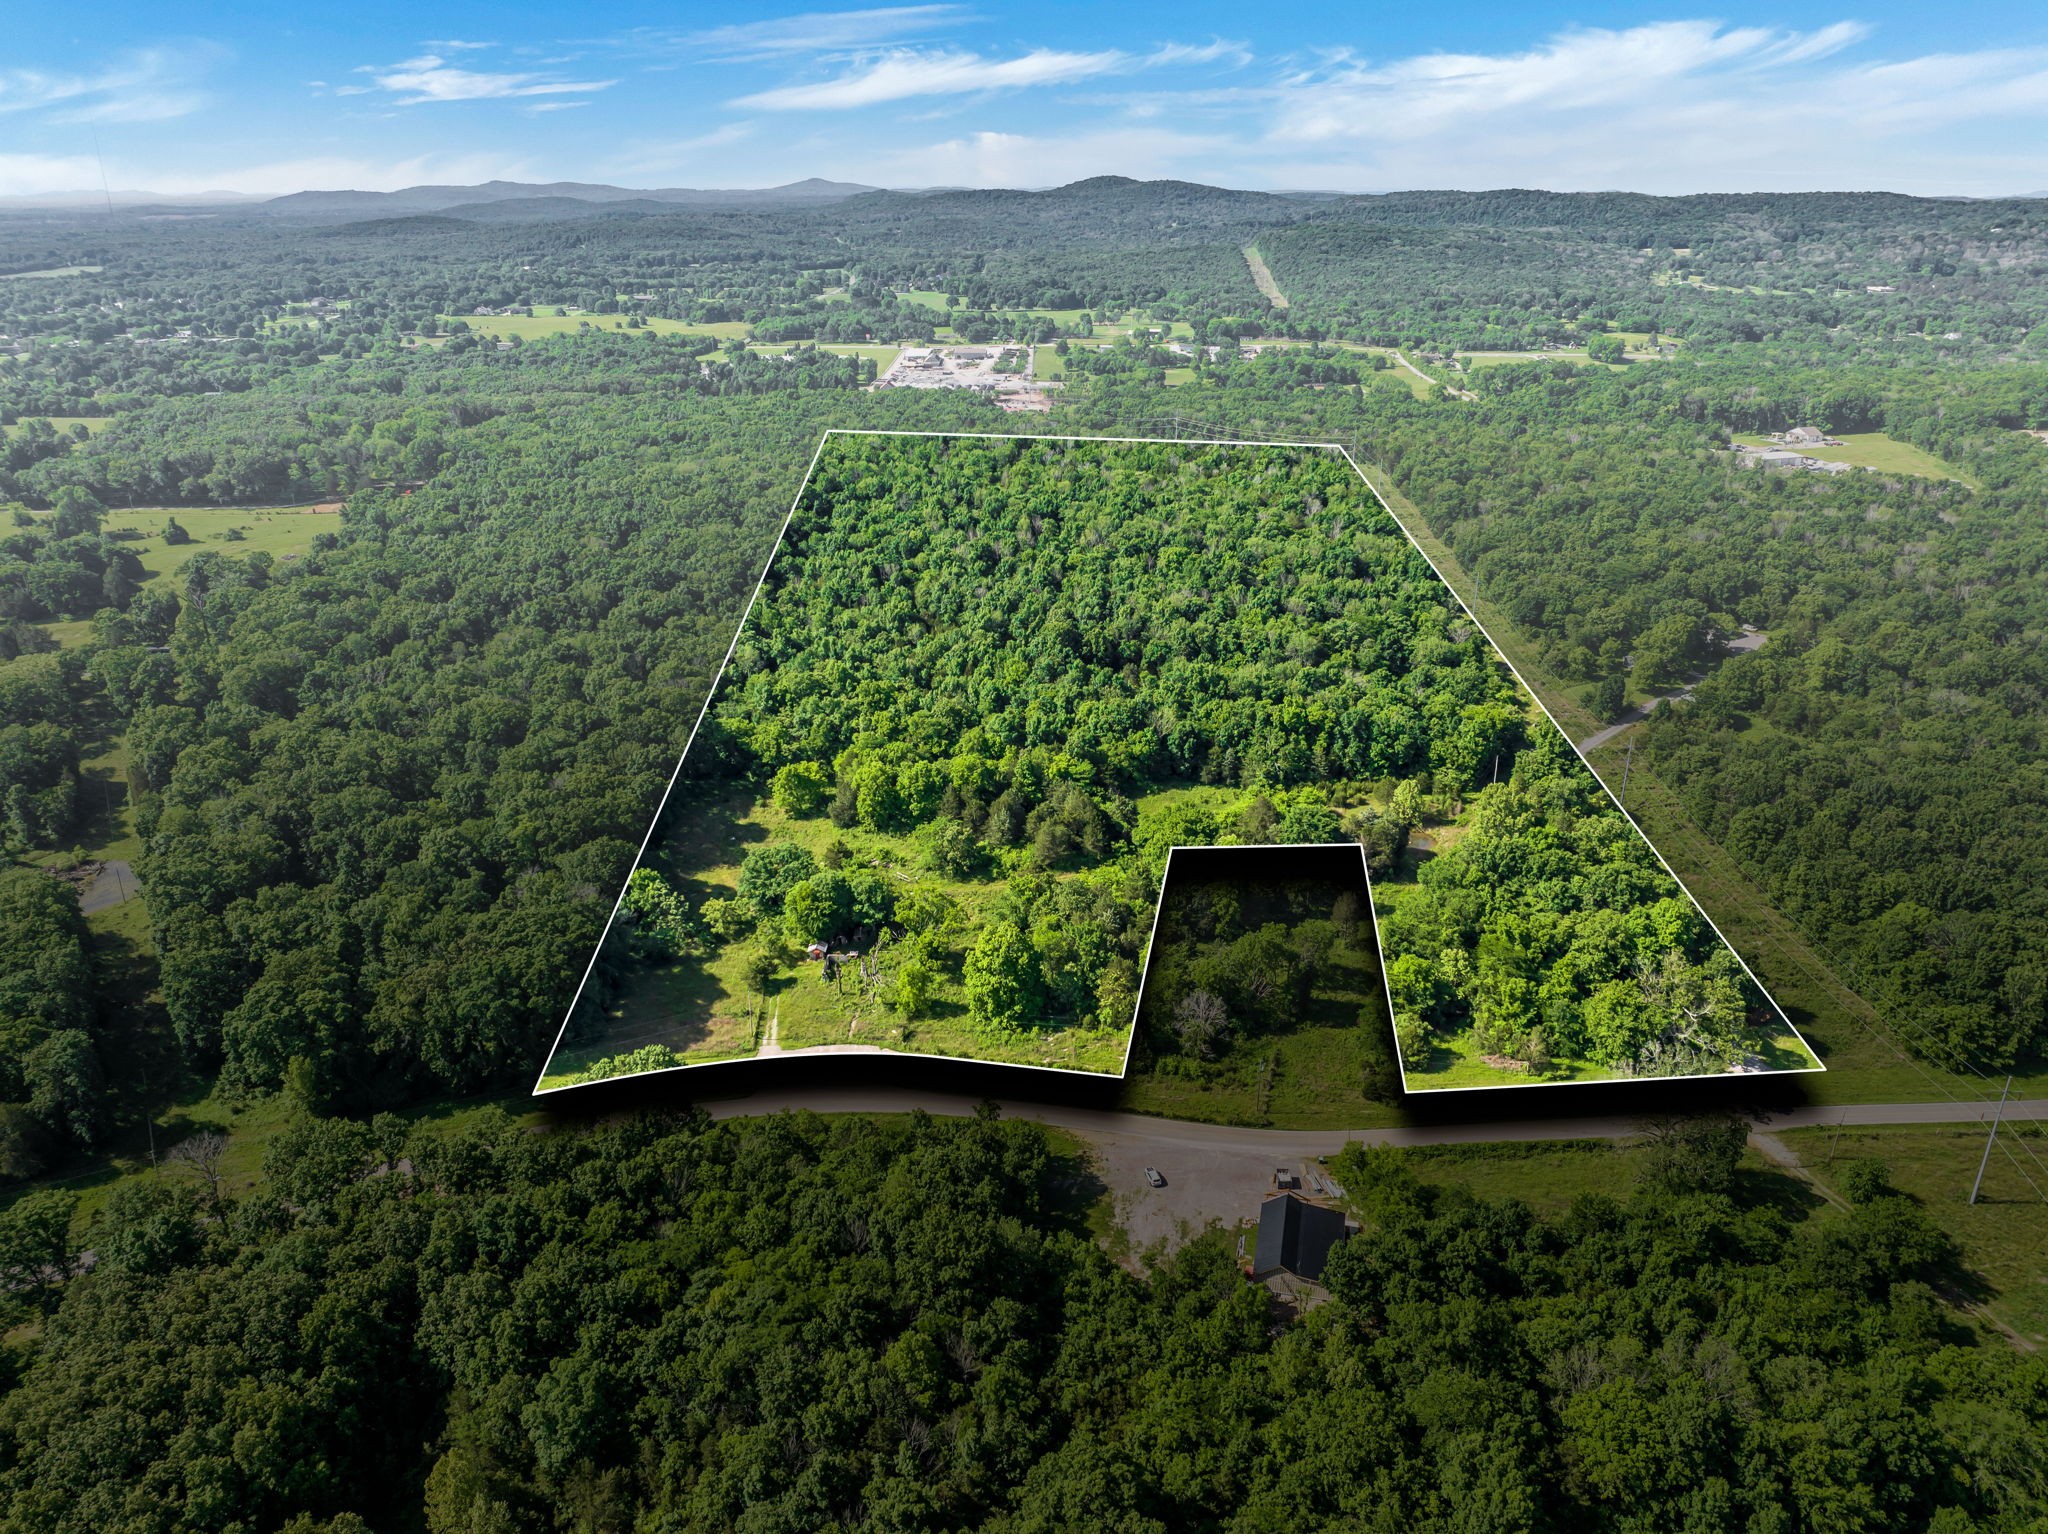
1619, 741, 1635, 810
1969, 1074, 2013, 1205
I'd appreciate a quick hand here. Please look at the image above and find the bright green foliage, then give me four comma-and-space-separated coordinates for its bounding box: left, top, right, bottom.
734, 843, 817, 915
964, 922, 1044, 1033
891, 955, 938, 1018
769, 761, 829, 817
620, 867, 695, 958
782, 870, 852, 944
1380, 737, 1772, 1077
576, 1045, 681, 1082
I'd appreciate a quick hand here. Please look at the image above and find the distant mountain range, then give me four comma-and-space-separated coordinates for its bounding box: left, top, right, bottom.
256, 178, 881, 218
0, 176, 2039, 224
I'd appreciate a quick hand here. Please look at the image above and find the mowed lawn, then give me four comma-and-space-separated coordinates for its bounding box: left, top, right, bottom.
1779, 1123, 2048, 1348
35, 504, 344, 648
1733, 430, 1972, 483
441, 312, 752, 341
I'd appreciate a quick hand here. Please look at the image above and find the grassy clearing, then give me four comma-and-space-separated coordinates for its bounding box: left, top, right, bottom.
1118, 1026, 1399, 1129
0, 265, 101, 280
442, 313, 751, 341
1732, 431, 1971, 483
3, 414, 110, 439
31, 506, 343, 648
1242, 246, 1289, 310
1398, 1138, 1663, 1213
1779, 1123, 2048, 1347
542, 790, 1131, 1087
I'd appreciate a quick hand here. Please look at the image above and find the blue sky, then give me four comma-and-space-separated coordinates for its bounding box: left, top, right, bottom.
5, 3, 2048, 198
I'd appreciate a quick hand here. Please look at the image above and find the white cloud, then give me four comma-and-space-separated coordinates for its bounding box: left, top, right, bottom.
1241, 21, 2048, 196
681, 7, 967, 60
0, 153, 105, 196
734, 46, 1127, 110
358, 52, 617, 105
0, 46, 216, 124
423, 39, 496, 51
1267, 22, 1861, 144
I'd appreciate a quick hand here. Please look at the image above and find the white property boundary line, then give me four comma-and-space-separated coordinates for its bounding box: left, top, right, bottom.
1326, 442, 1822, 1094
533, 427, 1822, 1096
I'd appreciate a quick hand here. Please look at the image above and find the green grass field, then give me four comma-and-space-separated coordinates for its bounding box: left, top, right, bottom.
441, 312, 752, 341
1396, 1138, 1663, 1213
1118, 1025, 1399, 1129
1732, 430, 1970, 482
31, 505, 343, 647
2, 415, 110, 440
540, 788, 1133, 1088
1778, 1124, 2048, 1348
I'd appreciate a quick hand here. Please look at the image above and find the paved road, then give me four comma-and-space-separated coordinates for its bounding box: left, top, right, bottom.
702, 1088, 2047, 1250
702, 1085, 2046, 1149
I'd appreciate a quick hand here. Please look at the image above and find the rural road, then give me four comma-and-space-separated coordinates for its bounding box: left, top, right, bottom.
1579, 706, 1665, 753
76, 860, 137, 914
701, 1088, 2048, 1251
1391, 350, 1476, 401
1577, 632, 1767, 752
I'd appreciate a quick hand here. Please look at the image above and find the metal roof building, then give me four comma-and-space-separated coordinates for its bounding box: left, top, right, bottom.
1253, 1193, 1351, 1282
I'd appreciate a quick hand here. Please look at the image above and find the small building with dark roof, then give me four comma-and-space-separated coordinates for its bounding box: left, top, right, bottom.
1252, 1193, 1351, 1282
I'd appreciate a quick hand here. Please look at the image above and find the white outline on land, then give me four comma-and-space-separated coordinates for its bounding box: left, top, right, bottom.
532, 428, 1822, 1097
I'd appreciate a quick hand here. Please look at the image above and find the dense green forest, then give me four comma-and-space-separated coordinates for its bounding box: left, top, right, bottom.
1133, 849, 1395, 1098
3, 1106, 2043, 1532
550, 435, 1802, 1089
3, 179, 2046, 1527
